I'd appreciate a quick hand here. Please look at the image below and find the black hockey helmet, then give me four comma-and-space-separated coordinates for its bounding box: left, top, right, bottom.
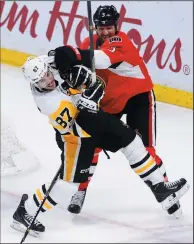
93, 5, 120, 27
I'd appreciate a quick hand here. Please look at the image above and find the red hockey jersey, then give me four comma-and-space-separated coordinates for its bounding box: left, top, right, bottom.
80, 31, 153, 114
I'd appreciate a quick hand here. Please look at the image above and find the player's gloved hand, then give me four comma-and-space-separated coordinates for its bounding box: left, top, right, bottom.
62, 65, 93, 89
53, 46, 81, 72
75, 76, 105, 112
47, 50, 57, 69
59, 81, 71, 95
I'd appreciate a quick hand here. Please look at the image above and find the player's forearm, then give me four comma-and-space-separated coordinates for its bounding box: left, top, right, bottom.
53, 46, 112, 72
78, 49, 111, 69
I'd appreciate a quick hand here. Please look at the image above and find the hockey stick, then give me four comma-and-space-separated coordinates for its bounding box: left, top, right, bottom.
87, 1, 96, 84
20, 163, 63, 243
86, 2, 110, 160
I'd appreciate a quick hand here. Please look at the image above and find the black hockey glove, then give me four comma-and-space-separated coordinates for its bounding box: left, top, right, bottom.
59, 81, 71, 95
47, 50, 57, 69
75, 76, 105, 112
61, 65, 93, 89
49, 46, 92, 76
53, 46, 81, 72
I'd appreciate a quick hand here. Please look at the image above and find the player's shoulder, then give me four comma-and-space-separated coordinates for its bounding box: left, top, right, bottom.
117, 31, 128, 38
108, 31, 129, 44
81, 36, 89, 44
33, 87, 72, 116
80, 34, 98, 49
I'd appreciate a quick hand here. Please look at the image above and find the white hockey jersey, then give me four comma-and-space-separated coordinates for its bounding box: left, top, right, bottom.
31, 84, 91, 138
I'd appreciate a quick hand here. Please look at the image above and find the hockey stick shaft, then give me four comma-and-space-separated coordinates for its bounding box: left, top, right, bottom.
87, 2, 110, 159
87, 1, 96, 83
20, 164, 63, 243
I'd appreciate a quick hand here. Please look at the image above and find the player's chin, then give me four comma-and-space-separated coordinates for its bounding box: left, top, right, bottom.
47, 80, 56, 90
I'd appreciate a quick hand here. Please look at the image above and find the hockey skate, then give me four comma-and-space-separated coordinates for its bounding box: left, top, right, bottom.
67, 190, 87, 214
167, 196, 182, 219
145, 178, 189, 211
11, 194, 45, 237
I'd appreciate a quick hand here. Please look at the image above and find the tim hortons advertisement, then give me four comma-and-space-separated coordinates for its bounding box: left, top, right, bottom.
0, 1, 193, 92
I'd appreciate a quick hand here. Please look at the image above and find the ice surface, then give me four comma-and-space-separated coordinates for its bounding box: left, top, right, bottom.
1, 64, 193, 243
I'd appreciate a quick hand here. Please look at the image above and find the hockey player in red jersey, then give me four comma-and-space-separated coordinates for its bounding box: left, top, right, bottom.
50, 5, 181, 217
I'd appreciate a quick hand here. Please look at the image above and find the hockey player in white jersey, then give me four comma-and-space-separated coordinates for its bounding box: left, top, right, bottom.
11, 55, 190, 237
